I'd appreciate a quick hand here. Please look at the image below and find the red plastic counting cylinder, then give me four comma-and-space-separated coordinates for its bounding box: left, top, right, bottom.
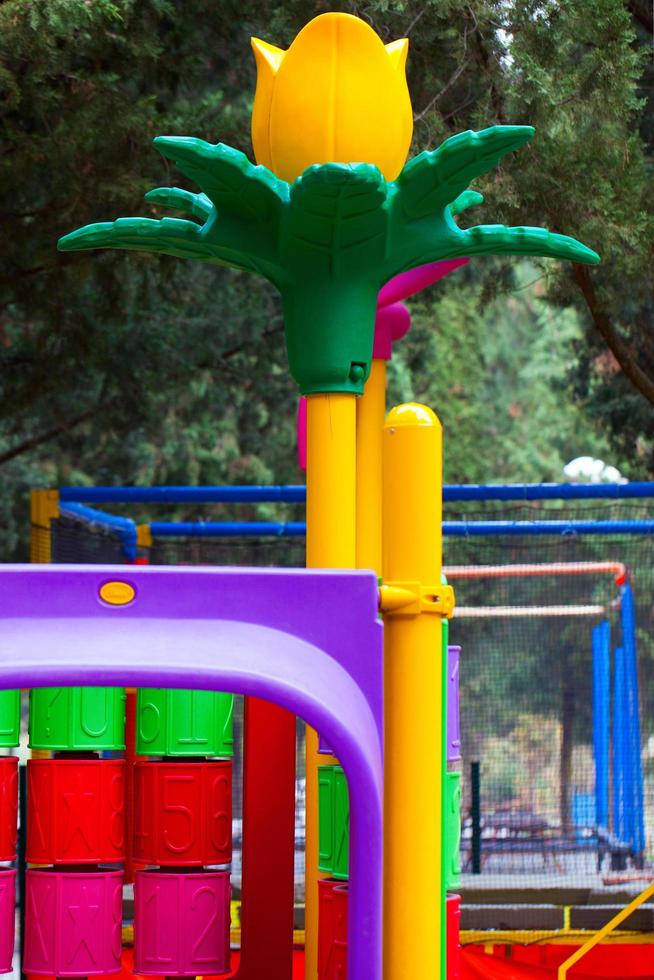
318, 878, 348, 980
24, 868, 123, 976
0, 869, 16, 974
133, 760, 232, 866
0, 757, 17, 861
447, 893, 461, 980
134, 869, 231, 976
27, 758, 125, 864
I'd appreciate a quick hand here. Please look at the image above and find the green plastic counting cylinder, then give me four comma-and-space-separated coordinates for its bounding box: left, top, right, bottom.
444, 770, 462, 890
29, 687, 126, 751
0, 691, 20, 748
136, 689, 233, 757
318, 764, 349, 880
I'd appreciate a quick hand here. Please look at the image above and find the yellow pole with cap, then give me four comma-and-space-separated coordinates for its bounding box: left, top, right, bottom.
304, 391, 357, 980
381, 402, 453, 980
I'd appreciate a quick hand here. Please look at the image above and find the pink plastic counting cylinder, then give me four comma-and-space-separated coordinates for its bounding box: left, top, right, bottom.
24, 869, 123, 976
0, 869, 16, 974
135, 869, 230, 976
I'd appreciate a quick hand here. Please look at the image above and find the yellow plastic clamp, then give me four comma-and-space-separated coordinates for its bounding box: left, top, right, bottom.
379, 582, 455, 618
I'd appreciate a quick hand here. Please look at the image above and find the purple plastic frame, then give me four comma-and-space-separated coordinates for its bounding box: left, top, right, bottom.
0, 564, 384, 980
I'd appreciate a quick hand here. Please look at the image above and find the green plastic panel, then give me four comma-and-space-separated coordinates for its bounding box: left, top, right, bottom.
0, 690, 20, 748
318, 764, 350, 880
136, 688, 233, 757
29, 687, 126, 751
444, 770, 462, 890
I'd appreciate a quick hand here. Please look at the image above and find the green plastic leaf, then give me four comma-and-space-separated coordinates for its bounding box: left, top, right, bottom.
145, 186, 212, 221
450, 189, 484, 217
460, 224, 600, 264
286, 163, 387, 276
58, 216, 259, 272
154, 137, 288, 226
396, 126, 534, 221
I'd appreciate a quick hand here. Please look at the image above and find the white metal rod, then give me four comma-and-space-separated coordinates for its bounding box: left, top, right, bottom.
454, 604, 606, 618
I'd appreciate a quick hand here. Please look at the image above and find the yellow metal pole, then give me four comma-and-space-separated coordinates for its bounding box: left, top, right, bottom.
304, 392, 357, 980
30, 489, 59, 563
381, 402, 451, 980
29, 489, 59, 761
558, 879, 654, 979
356, 359, 386, 573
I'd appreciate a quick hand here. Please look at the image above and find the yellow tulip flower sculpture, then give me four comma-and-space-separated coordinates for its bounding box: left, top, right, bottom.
251, 14, 412, 182
59, 12, 599, 396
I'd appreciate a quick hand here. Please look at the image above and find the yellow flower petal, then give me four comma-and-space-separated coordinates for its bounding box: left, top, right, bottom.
250, 38, 285, 172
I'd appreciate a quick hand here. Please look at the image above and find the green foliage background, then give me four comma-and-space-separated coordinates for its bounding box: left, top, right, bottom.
0, 0, 652, 558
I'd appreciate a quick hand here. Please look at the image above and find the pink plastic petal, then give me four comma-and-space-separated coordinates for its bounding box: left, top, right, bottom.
377, 258, 468, 309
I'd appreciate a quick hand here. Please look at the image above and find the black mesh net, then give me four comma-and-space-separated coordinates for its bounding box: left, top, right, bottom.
51, 514, 126, 564
150, 536, 306, 568
442, 499, 654, 935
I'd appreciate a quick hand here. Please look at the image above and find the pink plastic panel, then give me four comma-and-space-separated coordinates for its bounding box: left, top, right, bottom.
24, 869, 123, 976
0, 869, 15, 974
135, 869, 231, 976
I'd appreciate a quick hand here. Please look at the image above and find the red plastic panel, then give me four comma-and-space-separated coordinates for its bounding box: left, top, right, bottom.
447, 893, 461, 980
27, 759, 125, 864
0, 758, 17, 862
134, 869, 231, 976
462, 942, 654, 977
318, 879, 348, 980
133, 759, 231, 866
24, 869, 123, 976
239, 697, 296, 980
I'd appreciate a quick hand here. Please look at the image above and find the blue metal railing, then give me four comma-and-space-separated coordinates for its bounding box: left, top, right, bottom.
144, 519, 654, 538
56, 482, 654, 541
59, 482, 654, 505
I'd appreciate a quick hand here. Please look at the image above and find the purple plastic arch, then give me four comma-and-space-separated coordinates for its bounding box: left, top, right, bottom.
0, 564, 384, 980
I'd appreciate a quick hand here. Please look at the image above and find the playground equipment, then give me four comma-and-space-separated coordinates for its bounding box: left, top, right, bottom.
29, 480, 654, 980
2, 9, 601, 980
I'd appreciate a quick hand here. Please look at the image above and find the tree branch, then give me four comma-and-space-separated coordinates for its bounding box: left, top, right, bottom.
573, 263, 654, 406
0, 406, 101, 466
627, 1, 653, 33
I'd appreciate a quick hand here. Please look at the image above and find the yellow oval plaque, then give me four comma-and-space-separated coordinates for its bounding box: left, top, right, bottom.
99, 581, 135, 606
